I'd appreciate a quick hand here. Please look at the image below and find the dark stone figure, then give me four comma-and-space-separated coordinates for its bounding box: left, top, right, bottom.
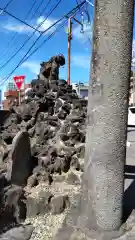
38, 54, 65, 82
49, 54, 65, 80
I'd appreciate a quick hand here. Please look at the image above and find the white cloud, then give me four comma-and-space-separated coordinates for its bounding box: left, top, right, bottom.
73, 21, 93, 43
72, 55, 90, 69
35, 16, 57, 33
132, 40, 135, 57
2, 16, 57, 35
21, 55, 90, 77
4, 24, 31, 33
132, 40, 135, 67
132, 58, 135, 67
22, 61, 40, 75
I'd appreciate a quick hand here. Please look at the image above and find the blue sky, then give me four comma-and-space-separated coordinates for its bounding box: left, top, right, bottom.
0, 0, 94, 98
0, 0, 135, 100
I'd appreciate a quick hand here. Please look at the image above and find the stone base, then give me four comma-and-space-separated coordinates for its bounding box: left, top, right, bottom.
53, 220, 126, 240
53, 194, 135, 240
61, 229, 135, 240
54, 220, 135, 240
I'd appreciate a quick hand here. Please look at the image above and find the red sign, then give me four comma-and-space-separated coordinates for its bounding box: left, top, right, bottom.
13, 76, 25, 90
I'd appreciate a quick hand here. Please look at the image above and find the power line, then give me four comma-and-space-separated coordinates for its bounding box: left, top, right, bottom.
30, 0, 45, 19
0, 0, 52, 62
10, 0, 86, 67
0, 1, 86, 86
0, 0, 53, 64
0, 0, 14, 15
0, 0, 37, 62
6, 0, 52, 46
76, 0, 83, 15
24, 19, 69, 61
38, 0, 52, 17
0, 7, 42, 33
4, 0, 14, 9
21, 7, 82, 65
0, 20, 67, 87
25, 0, 37, 21
0, 0, 60, 71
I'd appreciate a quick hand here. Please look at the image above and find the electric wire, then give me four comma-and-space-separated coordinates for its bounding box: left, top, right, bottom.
0, 1, 86, 86
0, 0, 38, 61
38, 0, 52, 17
30, 0, 45, 19
4, 0, 14, 9
0, 20, 68, 86
20, 4, 83, 66
9, 0, 86, 68
0, 0, 52, 62
24, 0, 37, 21
0, 7, 42, 33
1, 0, 52, 58
0, 0, 61, 71
76, 0, 82, 15
0, 1, 45, 62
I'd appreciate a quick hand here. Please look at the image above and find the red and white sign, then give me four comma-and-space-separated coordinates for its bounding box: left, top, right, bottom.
13, 75, 25, 90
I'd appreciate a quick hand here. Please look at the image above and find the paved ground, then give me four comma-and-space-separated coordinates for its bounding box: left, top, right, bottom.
123, 128, 135, 222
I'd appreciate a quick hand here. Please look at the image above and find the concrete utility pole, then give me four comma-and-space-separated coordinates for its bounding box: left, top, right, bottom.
79, 0, 134, 238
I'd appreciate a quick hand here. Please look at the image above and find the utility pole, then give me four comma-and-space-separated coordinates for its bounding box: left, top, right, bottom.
79, 0, 134, 238
78, 80, 80, 97
67, 17, 72, 85
67, 16, 83, 85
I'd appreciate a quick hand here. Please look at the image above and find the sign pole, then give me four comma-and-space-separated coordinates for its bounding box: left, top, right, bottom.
18, 90, 21, 105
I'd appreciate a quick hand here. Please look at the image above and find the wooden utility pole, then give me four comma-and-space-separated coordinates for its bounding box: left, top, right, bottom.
67, 17, 72, 85
67, 16, 83, 85
79, 0, 134, 238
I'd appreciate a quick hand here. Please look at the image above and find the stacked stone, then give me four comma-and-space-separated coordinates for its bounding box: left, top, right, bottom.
0, 79, 87, 176
0, 65, 87, 237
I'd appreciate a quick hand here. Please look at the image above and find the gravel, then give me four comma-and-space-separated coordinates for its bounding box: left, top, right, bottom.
24, 179, 81, 240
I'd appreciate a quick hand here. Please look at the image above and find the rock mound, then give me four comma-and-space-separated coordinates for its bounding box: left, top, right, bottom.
0, 55, 87, 239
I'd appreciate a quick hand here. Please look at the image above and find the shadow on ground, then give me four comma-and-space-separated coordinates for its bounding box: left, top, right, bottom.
123, 165, 135, 222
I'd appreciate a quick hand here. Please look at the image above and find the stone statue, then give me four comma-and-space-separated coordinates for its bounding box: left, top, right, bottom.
38, 54, 65, 82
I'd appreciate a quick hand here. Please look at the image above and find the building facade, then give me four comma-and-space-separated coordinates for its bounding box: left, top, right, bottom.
129, 76, 135, 106
3, 83, 31, 110
72, 83, 88, 99
73, 79, 135, 105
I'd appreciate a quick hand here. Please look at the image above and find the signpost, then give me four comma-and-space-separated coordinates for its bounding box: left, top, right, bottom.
13, 76, 25, 105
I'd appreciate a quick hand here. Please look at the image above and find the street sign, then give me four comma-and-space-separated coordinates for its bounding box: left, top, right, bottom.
13, 76, 25, 90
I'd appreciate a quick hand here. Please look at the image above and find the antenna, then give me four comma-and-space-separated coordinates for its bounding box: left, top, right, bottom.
80, 12, 84, 33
